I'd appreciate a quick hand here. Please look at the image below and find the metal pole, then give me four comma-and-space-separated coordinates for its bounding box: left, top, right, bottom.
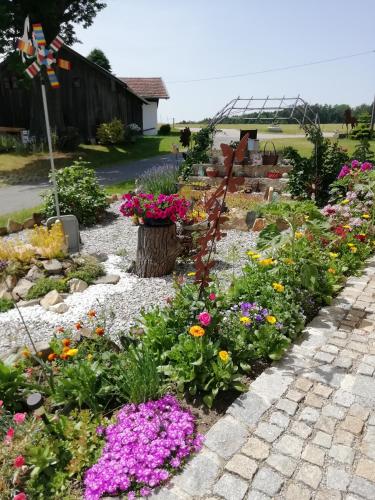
40, 80, 60, 216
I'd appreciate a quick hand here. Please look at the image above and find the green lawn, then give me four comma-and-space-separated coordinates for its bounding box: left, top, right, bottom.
0, 133, 180, 186
262, 137, 375, 157
177, 123, 343, 134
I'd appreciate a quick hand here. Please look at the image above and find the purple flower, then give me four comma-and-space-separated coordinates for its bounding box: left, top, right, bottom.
84, 395, 203, 499
351, 159, 360, 169
96, 425, 105, 436
254, 314, 263, 322
360, 161, 373, 172
338, 165, 350, 179
275, 322, 283, 330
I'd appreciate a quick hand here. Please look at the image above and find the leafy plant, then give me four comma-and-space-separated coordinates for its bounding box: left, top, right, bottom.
67, 255, 104, 284
96, 118, 125, 144
179, 127, 191, 148
105, 344, 163, 404
0, 361, 28, 410
352, 139, 375, 162
0, 297, 14, 312
136, 164, 179, 195
57, 126, 81, 152
351, 112, 372, 140
42, 160, 109, 225
26, 277, 68, 300
158, 123, 171, 135
180, 125, 215, 179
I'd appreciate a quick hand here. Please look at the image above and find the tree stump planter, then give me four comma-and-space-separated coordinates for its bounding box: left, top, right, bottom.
135, 223, 182, 277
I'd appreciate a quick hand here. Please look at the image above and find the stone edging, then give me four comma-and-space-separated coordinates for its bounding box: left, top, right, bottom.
151, 257, 375, 499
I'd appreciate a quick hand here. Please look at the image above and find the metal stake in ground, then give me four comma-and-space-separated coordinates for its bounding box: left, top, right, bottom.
40, 77, 60, 216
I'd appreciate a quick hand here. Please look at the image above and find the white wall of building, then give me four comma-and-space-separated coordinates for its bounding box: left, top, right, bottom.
142, 101, 158, 135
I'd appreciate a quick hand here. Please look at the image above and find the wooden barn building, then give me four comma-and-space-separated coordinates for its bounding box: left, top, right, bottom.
0, 46, 146, 142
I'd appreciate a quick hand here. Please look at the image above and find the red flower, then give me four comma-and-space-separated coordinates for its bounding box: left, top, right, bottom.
14, 493, 27, 500
75, 322, 82, 330
209, 293, 216, 301
13, 455, 25, 468
334, 226, 347, 237
5, 427, 14, 443
354, 233, 366, 242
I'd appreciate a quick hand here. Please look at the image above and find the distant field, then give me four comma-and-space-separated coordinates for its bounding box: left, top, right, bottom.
177, 123, 344, 134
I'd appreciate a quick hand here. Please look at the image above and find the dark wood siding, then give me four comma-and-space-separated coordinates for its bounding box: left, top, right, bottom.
0, 47, 143, 141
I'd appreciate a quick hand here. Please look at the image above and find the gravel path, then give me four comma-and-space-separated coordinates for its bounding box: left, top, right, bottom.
0, 203, 257, 355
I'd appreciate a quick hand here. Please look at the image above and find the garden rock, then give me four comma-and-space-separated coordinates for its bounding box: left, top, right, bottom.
5, 275, 17, 290
94, 274, 120, 285
0, 226, 7, 236
42, 259, 63, 274
48, 302, 69, 314
26, 265, 45, 282
22, 217, 36, 229
12, 278, 34, 300
7, 219, 23, 233
40, 290, 64, 309
0, 283, 12, 301
69, 278, 88, 293
222, 208, 249, 232
252, 218, 267, 232
33, 341, 53, 359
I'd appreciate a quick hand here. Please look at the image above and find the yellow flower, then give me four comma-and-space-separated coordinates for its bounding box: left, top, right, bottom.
283, 258, 295, 265
187, 272, 196, 277
327, 268, 336, 274
266, 315, 277, 324
350, 246, 357, 253
87, 354, 93, 361
362, 214, 370, 219
219, 351, 229, 362
347, 243, 355, 247
304, 215, 309, 220
341, 199, 350, 205
21, 349, 30, 358
259, 258, 274, 266
189, 325, 205, 337
240, 316, 251, 324
342, 225, 351, 230
247, 250, 255, 256
251, 254, 261, 260
295, 231, 304, 239
66, 348, 78, 357
272, 282, 285, 293
329, 252, 339, 258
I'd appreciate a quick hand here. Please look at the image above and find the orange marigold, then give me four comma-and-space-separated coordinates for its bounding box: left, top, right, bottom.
48, 353, 57, 362
95, 327, 105, 336
189, 325, 205, 337
87, 310, 96, 318
62, 338, 71, 347
75, 322, 82, 330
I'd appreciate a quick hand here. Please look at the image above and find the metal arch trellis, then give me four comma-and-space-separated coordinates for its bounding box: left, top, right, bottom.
208, 95, 321, 132
208, 96, 323, 199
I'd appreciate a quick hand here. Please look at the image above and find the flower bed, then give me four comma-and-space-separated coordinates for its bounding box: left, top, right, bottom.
1, 160, 375, 498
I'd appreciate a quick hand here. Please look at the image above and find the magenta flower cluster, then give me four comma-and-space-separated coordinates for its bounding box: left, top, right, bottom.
120, 193, 190, 222
84, 395, 203, 500
338, 159, 373, 179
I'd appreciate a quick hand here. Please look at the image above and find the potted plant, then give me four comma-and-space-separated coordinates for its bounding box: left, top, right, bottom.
120, 193, 190, 226
206, 166, 218, 178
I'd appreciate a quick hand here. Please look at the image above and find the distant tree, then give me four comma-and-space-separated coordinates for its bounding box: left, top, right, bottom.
87, 48, 111, 72
0, 0, 106, 56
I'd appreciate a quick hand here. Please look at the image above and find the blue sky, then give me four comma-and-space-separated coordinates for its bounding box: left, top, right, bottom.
73, 0, 375, 122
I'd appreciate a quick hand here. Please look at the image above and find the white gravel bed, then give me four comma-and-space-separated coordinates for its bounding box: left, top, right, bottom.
0, 203, 257, 355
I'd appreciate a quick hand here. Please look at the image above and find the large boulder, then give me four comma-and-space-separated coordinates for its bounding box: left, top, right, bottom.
69, 278, 88, 293
0, 227, 7, 236
23, 217, 36, 229
12, 279, 34, 300
40, 290, 63, 309
42, 259, 63, 275
94, 274, 120, 285
221, 208, 249, 232
5, 275, 18, 290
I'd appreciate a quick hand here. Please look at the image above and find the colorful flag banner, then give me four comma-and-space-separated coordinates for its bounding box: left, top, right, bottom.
32, 23, 46, 46
47, 68, 60, 88
25, 61, 40, 79
57, 58, 71, 70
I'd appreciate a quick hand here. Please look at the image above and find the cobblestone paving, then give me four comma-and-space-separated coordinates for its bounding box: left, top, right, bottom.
151, 258, 375, 499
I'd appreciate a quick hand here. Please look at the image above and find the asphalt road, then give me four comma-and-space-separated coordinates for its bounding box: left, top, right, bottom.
0, 153, 176, 215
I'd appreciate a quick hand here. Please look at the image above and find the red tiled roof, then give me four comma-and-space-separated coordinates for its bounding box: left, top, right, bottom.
120, 77, 169, 99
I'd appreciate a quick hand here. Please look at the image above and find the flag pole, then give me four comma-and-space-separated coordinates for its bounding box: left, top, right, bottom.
40, 75, 60, 216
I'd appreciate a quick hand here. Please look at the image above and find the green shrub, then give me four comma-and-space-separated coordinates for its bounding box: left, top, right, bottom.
42, 159, 109, 225
351, 112, 372, 140
67, 256, 104, 284
96, 118, 125, 144
27, 277, 68, 300
57, 127, 80, 151
137, 163, 179, 194
180, 125, 214, 179
158, 123, 171, 135
0, 298, 14, 312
